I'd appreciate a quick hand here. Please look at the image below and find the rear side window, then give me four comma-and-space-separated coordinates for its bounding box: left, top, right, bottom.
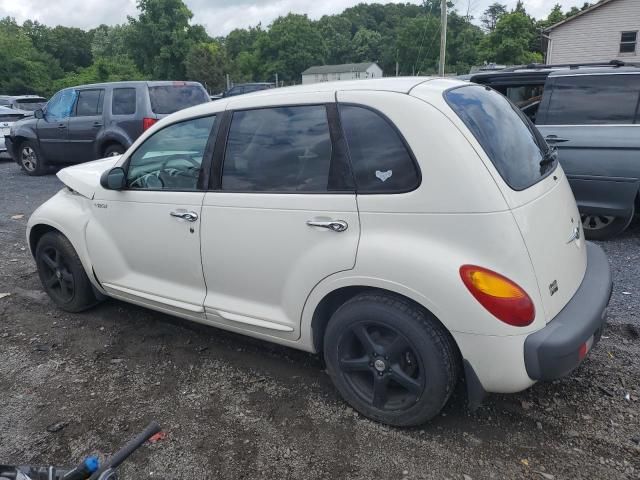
222, 105, 332, 192
75, 89, 104, 116
148, 85, 209, 114
445, 85, 550, 191
543, 74, 640, 125
339, 105, 419, 193
112, 88, 136, 115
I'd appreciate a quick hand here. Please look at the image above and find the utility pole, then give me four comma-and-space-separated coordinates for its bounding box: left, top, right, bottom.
226, 74, 230, 90
438, 0, 447, 77
275, 72, 278, 87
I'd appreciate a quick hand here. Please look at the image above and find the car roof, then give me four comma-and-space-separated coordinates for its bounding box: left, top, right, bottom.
548, 66, 640, 77
470, 63, 640, 82
62, 80, 204, 90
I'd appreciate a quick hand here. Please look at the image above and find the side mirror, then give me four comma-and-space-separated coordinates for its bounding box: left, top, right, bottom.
34, 109, 44, 119
100, 167, 126, 190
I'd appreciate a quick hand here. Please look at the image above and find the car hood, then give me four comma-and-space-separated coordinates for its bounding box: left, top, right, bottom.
56, 156, 122, 199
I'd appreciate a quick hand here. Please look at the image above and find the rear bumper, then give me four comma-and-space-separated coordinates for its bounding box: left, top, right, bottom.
524, 242, 612, 381
4, 136, 15, 159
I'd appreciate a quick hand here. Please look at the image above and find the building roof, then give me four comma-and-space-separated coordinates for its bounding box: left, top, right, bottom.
301, 62, 379, 75
544, 0, 618, 32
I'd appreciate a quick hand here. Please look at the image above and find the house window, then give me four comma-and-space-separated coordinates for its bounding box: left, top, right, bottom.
355, 72, 361, 79
322, 73, 328, 82
620, 31, 637, 53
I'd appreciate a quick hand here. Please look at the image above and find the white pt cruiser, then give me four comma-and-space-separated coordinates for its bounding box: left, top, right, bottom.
28, 78, 612, 426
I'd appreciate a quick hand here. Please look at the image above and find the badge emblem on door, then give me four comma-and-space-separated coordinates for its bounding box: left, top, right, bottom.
549, 280, 558, 296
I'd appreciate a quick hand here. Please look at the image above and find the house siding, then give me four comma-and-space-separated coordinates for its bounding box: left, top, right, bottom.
301, 64, 384, 84
547, 0, 640, 64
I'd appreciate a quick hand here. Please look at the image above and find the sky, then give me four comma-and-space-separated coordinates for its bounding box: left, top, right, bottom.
0, 0, 589, 36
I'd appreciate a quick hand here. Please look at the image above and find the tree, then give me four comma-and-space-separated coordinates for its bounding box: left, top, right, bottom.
481, 3, 507, 32
480, 12, 542, 65
352, 28, 382, 62
254, 14, 326, 82
185, 42, 229, 92
91, 24, 131, 59
317, 15, 353, 64
126, 0, 208, 79
51, 55, 144, 92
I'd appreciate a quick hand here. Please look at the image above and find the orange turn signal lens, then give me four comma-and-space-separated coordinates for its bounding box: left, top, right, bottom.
460, 265, 535, 327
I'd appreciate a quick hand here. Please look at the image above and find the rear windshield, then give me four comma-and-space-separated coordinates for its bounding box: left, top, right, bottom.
15, 99, 46, 111
445, 85, 553, 191
148, 85, 209, 115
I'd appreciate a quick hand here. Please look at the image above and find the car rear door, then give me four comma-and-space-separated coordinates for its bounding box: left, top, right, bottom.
68, 88, 105, 162
536, 72, 640, 221
200, 92, 360, 339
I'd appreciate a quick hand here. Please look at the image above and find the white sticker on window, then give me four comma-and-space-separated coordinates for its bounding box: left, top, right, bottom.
375, 170, 393, 182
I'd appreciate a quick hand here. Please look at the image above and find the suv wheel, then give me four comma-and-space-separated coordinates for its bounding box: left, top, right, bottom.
581, 206, 634, 240
103, 143, 125, 157
324, 292, 459, 426
35, 232, 99, 312
19, 140, 47, 176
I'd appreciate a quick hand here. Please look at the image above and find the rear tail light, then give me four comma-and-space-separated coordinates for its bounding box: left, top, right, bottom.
460, 265, 535, 327
143, 117, 158, 131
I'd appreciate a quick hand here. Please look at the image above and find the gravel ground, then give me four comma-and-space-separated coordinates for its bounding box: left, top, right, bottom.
0, 159, 639, 479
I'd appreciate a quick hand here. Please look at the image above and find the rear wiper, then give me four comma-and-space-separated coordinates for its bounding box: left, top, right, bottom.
539, 147, 557, 167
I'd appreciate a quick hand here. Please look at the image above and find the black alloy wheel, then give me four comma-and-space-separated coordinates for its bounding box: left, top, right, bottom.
38, 245, 76, 304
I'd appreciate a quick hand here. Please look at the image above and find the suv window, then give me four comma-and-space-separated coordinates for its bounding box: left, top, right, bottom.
75, 89, 104, 116
222, 105, 332, 192
543, 74, 640, 125
112, 88, 137, 115
339, 105, 419, 193
148, 85, 209, 114
46, 89, 77, 120
127, 115, 216, 191
446, 85, 552, 191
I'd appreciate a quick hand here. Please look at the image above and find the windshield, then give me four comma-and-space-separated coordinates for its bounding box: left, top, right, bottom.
148, 85, 209, 115
445, 85, 554, 191
15, 98, 47, 111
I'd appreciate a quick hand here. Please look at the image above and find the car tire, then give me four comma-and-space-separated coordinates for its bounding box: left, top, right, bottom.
581, 206, 635, 240
35, 231, 99, 313
103, 143, 125, 157
324, 291, 459, 427
18, 139, 47, 176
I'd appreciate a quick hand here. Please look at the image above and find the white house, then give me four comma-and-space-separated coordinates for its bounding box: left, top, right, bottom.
544, 0, 640, 64
301, 62, 383, 85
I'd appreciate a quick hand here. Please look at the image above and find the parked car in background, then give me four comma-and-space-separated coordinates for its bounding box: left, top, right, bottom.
0, 94, 47, 113
0, 106, 30, 157
5, 81, 210, 175
469, 61, 640, 239
222, 82, 274, 97
27, 77, 611, 426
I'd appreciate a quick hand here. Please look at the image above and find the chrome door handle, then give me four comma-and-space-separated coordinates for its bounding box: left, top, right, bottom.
545, 135, 569, 143
306, 220, 348, 232
170, 210, 199, 222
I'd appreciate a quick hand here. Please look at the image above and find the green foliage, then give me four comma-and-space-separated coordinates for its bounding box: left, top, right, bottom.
0, 0, 576, 96
185, 42, 229, 92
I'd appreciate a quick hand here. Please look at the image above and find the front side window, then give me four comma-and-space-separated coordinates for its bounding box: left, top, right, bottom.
112, 88, 137, 115
45, 89, 77, 120
543, 74, 640, 125
620, 31, 637, 53
126, 115, 216, 190
339, 105, 419, 193
445, 85, 552, 191
75, 89, 104, 116
222, 105, 332, 192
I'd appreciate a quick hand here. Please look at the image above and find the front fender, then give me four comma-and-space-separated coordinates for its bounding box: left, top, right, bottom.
27, 188, 105, 294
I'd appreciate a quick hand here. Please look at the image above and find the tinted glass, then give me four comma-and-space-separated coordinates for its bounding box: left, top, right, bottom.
621, 31, 637, 42
446, 85, 551, 191
15, 98, 47, 111
76, 90, 103, 116
46, 89, 77, 120
339, 105, 419, 192
544, 74, 640, 125
112, 88, 136, 115
148, 85, 209, 114
222, 106, 332, 192
127, 115, 215, 190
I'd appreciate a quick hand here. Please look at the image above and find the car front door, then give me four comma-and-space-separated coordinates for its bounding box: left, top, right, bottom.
200, 93, 360, 339
68, 88, 105, 162
85, 114, 218, 317
536, 73, 640, 229
37, 89, 77, 162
